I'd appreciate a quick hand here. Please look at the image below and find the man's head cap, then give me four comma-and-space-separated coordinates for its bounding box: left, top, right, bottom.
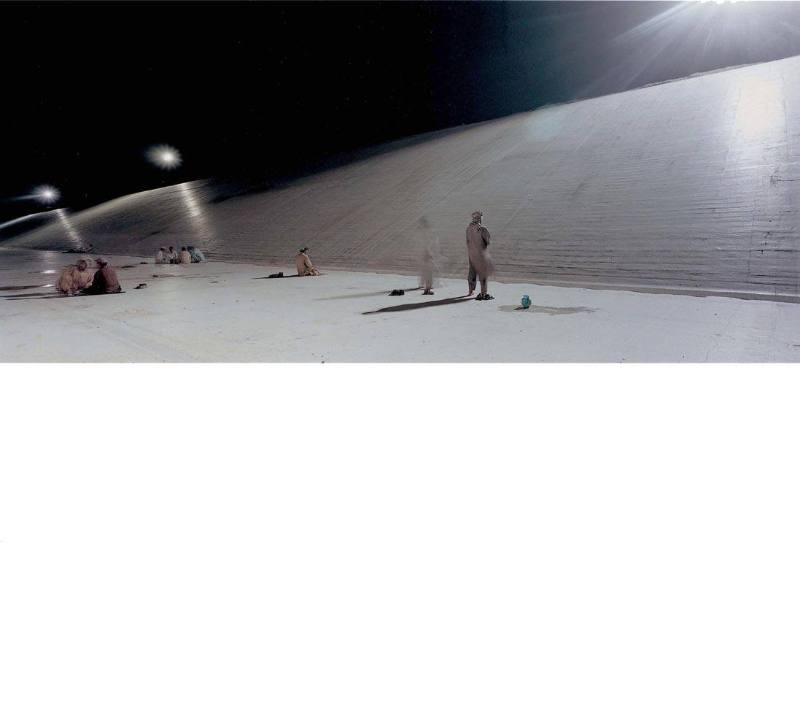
471, 210, 483, 220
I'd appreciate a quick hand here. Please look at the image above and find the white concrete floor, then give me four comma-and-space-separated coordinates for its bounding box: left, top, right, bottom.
2, 250, 798, 362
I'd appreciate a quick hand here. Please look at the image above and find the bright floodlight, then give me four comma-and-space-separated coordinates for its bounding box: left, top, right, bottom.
147, 144, 182, 170
34, 185, 60, 204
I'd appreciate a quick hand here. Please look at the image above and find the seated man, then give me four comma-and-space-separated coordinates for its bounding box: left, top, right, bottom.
179, 246, 192, 264
81, 258, 122, 294
296, 247, 320, 276
155, 247, 167, 264
188, 246, 206, 263
167, 246, 178, 264
56, 259, 94, 296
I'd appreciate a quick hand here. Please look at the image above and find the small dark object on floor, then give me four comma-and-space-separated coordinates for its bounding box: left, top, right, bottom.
135, 283, 147, 289
140, 261, 148, 265
389, 289, 405, 296
268, 272, 284, 278
475, 293, 495, 301
120, 264, 138, 269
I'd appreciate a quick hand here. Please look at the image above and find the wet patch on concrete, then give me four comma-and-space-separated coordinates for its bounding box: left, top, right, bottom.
498, 304, 597, 316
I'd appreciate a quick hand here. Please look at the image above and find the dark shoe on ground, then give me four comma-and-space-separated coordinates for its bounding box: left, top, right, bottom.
482, 294, 494, 300
423, 289, 434, 295
475, 293, 485, 301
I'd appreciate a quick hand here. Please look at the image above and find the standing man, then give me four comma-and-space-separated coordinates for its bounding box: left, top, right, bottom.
466, 210, 495, 300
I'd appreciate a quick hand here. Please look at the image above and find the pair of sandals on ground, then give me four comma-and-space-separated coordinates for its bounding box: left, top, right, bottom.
470, 289, 494, 301
418, 288, 494, 300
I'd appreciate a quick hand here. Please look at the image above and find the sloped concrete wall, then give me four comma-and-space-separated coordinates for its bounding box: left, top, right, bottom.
8, 56, 800, 295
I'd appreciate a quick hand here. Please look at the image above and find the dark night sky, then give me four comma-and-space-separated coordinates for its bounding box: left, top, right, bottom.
3, 1, 800, 223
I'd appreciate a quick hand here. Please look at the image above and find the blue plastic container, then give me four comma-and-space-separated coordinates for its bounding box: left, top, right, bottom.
521, 294, 531, 309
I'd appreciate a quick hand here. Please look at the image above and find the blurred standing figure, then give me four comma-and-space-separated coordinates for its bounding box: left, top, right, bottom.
179, 247, 192, 264
155, 247, 167, 264
296, 247, 320, 276
56, 259, 94, 295
420, 246, 435, 295
466, 210, 495, 300
418, 217, 439, 295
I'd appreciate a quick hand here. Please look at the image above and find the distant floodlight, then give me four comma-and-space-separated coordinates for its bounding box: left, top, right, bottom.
147, 144, 182, 170
34, 185, 60, 205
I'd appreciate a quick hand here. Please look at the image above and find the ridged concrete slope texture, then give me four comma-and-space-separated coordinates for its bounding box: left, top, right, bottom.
7, 56, 800, 296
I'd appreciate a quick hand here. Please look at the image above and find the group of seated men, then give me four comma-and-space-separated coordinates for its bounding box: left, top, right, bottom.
56, 258, 122, 296
155, 246, 206, 264
57, 244, 315, 296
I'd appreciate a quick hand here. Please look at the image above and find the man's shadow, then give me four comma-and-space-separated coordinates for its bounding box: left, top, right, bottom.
363, 295, 473, 315
2, 292, 59, 300
0, 284, 49, 292
3, 291, 126, 300
321, 287, 422, 301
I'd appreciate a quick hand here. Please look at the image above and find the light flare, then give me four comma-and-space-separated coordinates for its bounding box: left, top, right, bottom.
147, 144, 182, 170
585, 1, 791, 99
0, 209, 58, 231
34, 185, 60, 205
